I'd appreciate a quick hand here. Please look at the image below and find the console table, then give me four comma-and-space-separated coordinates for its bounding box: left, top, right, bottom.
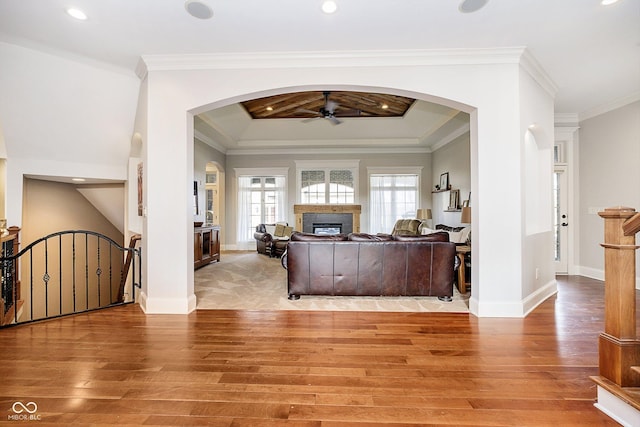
194, 225, 220, 269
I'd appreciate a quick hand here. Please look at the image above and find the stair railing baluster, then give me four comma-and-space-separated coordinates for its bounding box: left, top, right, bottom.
0, 229, 142, 328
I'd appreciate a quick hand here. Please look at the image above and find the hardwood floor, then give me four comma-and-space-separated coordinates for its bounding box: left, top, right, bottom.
0, 276, 632, 426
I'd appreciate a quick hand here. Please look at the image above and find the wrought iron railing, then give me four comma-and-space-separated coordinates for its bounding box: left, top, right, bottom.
1, 230, 141, 328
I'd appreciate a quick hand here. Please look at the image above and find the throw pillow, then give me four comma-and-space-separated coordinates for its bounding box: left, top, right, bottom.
447, 230, 464, 243
274, 224, 286, 237
459, 227, 471, 245
265, 225, 276, 236
283, 226, 293, 237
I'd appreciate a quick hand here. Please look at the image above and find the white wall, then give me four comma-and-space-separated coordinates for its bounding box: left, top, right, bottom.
518, 65, 557, 313
135, 48, 556, 317
431, 132, 471, 228
0, 42, 139, 225
578, 101, 640, 288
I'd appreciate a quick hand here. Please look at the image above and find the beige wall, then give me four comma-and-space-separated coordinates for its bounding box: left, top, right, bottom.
19, 178, 125, 320
22, 178, 123, 245
578, 101, 640, 284
223, 150, 433, 246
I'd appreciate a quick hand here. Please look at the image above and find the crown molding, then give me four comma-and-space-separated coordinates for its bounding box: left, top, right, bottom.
226, 146, 431, 156
554, 113, 580, 127
579, 91, 640, 122
519, 48, 558, 98
194, 130, 227, 154
235, 138, 420, 148
428, 123, 470, 152
140, 47, 530, 72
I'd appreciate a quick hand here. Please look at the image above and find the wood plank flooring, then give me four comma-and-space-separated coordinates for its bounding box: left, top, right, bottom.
0, 276, 634, 426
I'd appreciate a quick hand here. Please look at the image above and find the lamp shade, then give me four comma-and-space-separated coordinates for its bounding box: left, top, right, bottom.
460, 206, 471, 224
417, 208, 432, 220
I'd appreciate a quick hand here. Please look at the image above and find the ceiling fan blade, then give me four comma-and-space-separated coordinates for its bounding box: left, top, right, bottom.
295, 108, 322, 116
301, 116, 321, 123
334, 108, 361, 117
327, 116, 342, 125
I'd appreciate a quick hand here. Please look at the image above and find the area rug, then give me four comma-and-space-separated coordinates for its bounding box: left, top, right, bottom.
195, 251, 470, 313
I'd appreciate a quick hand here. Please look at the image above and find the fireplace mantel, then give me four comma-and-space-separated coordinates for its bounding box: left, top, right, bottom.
293, 204, 361, 233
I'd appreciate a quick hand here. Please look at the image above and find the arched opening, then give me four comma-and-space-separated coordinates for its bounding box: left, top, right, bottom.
190, 86, 476, 309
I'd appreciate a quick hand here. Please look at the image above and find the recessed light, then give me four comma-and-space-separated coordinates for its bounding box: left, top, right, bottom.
458, 0, 488, 13
601, 0, 619, 5
381, 104, 389, 110
266, 106, 273, 111
72, 178, 86, 182
185, 0, 213, 19
66, 8, 87, 20
322, 1, 338, 14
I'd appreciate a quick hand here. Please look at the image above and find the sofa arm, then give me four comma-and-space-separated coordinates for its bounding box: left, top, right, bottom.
254, 231, 273, 243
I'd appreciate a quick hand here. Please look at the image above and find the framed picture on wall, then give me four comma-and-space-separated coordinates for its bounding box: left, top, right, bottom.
439, 172, 449, 191
449, 189, 460, 210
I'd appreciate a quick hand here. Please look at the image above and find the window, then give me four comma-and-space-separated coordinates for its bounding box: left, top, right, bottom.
369, 168, 421, 234
236, 169, 287, 242
297, 160, 358, 204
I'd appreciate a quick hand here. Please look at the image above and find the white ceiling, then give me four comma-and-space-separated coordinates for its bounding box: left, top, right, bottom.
1, 0, 638, 151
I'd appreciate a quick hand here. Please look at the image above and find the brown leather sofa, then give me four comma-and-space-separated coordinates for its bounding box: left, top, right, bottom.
283, 231, 457, 301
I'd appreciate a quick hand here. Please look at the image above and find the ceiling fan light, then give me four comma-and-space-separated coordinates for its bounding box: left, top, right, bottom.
322, 1, 338, 14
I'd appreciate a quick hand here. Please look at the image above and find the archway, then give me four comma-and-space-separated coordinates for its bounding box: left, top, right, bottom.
138, 50, 555, 317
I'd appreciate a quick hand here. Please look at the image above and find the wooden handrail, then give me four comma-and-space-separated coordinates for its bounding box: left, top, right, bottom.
623, 211, 640, 236
117, 234, 141, 303
597, 206, 640, 388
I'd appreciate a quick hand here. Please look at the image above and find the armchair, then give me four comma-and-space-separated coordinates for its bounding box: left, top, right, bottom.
254, 223, 292, 258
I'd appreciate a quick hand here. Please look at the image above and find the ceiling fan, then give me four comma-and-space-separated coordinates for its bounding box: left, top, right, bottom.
297, 91, 344, 125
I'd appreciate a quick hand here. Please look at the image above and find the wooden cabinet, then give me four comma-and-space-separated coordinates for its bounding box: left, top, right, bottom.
194, 225, 220, 269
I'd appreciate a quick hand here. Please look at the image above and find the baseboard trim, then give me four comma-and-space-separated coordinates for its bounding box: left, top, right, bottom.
523, 279, 558, 316
578, 266, 640, 290
594, 385, 640, 427
139, 292, 197, 314
468, 279, 557, 318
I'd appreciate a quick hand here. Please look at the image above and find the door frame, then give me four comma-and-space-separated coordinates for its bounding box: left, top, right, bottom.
554, 125, 579, 276
554, 165, 569, 274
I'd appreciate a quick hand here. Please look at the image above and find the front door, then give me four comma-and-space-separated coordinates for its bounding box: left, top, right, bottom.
554, 166, 569, 274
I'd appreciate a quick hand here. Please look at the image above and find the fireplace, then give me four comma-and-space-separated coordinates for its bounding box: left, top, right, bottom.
294, 204, 361, 234
312, 223, 342, 235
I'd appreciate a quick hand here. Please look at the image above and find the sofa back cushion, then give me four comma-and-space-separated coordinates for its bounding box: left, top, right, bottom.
392, 231, 449, 242
290, 232, 348, 241
348, 233, 394, 242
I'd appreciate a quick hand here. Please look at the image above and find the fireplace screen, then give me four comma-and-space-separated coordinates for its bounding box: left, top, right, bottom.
312, 223, 342, 235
